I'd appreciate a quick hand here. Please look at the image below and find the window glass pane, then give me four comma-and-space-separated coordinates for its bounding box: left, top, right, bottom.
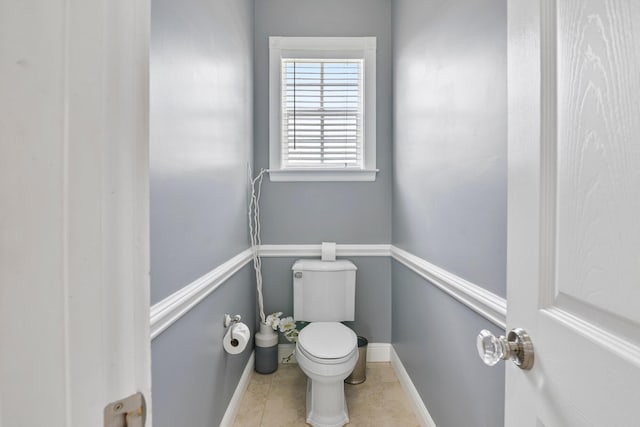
281, 59, 363, 168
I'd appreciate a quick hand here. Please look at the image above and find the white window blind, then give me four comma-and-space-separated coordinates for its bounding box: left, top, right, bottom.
281, 59, 363, 168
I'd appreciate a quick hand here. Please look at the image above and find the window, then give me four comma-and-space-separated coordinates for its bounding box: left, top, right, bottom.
282, 59, 362, 168
269, 37, 377, 182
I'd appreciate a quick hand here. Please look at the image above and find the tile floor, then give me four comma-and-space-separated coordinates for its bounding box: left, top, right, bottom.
233, 363, 421, 426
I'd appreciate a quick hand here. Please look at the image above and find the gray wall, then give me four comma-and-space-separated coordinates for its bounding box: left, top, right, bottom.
149, 0, 508, 424
151, 267, 255, 427
252, 0, 393, 344
392, 0, 507, 425
150, 0, 254, 304
254, 0, 392, 244
392, 0, 507, 297
392, 263, 505, 427
261, 257, 391, 343
150, 0, 255, 425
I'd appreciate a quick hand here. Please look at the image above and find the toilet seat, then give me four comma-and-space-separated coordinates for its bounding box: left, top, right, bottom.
297, 342, 358, 365
297, 322, 357, 365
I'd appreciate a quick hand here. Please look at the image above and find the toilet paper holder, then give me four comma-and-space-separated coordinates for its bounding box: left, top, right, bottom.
224, 313, 242, 328
224, 314, 242, 342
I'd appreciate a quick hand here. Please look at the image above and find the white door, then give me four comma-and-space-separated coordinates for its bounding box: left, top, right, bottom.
506, 0, 640, 426
0, 1, 151, 426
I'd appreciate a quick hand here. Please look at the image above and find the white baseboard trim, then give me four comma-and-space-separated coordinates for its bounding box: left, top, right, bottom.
150, 248, 253, 340
366, 342, 391, 362
390, 246, 507, 329
390, 346, 437, 427
259, 243, 392, 258
219, 351, 255, 427
277, 342, 391, 364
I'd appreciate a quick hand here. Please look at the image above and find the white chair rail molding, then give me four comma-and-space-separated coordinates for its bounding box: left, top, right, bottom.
150, 243, 506, 342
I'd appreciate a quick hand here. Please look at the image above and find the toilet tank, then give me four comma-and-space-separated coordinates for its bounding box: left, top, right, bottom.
292, 259, 357, 322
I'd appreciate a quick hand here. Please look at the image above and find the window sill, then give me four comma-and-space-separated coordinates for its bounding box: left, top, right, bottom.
268, 168, 379, 182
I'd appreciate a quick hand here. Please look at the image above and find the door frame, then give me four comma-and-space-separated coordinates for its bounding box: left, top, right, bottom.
506, 0, 549, 423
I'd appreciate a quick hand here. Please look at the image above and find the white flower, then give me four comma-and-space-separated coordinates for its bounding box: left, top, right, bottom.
266, 312, 283, 330
278, 316, 296, 332
283, 328, 299, 343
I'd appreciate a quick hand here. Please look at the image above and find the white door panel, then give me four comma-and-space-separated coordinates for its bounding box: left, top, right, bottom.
507, 0, 640, 426
0, 1, 151, 426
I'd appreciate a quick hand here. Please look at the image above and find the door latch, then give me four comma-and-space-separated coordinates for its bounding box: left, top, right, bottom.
104, 392, 146, 427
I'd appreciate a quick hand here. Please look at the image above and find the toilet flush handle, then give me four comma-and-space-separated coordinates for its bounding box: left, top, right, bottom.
476, 328, 534, 370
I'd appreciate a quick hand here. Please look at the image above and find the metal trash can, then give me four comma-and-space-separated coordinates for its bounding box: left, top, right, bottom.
345, 336, 368, 384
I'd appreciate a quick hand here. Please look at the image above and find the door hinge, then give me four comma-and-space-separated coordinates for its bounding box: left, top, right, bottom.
104, 392, 146, 427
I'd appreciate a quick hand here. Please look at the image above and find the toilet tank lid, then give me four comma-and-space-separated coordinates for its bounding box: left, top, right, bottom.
292, 259, 357, 272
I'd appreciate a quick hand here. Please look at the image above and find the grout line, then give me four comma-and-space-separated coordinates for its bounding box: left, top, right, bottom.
258, 371, 270, 427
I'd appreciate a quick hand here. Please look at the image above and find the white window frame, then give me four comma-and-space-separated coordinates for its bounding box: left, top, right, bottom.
269, 36, 377, 182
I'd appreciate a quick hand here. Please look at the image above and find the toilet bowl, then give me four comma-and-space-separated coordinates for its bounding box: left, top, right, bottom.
296, 322, 358, 427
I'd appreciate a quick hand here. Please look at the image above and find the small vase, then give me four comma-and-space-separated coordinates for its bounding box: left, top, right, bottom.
254, 322, 278, 374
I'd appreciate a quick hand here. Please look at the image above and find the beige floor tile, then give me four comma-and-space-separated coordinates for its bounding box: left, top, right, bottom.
233, 362, 420, 427
252, 372, 275, 385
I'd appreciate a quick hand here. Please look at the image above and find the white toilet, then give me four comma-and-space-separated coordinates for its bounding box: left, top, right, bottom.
292, 259, 359, 427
